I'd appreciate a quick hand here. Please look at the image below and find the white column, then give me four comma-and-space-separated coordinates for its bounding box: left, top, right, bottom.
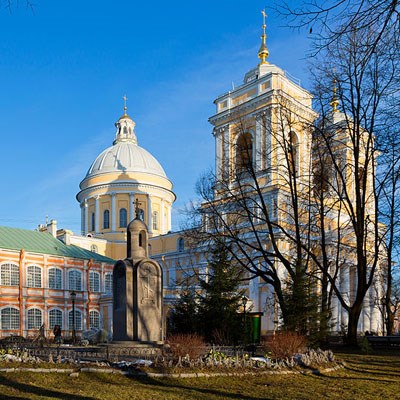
255, 119, 262, 172
111, 192, 116, 231
371, 282, 383, 334
80, 203, 85, 236
330, 289, 340, 333
362, 289, 371, 333
167, 204, 172, 232
224, 126, 231, 181
249, 275, 260, 311
84, 199, 88, 236
95, 196, 100, 233
340, 265, 350, 329
265, 113, 271, 180
161, 199, 165, 233
147, 194, 152, 234
129, 192, 135, 222
215, 132, 223, 179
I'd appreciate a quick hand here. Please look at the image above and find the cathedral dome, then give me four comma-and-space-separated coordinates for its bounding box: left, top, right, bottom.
85, 141, 167, 179
78, 109, 173, 192
76, 102, 175, 252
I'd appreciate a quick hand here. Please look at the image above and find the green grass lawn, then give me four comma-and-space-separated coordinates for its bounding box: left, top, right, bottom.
0, 350, 399, 399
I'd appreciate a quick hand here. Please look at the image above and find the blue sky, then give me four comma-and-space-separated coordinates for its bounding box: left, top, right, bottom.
0, 0, 312, 233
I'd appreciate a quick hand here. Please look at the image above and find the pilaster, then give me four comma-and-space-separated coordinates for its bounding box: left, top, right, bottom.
111, 192, 116, 231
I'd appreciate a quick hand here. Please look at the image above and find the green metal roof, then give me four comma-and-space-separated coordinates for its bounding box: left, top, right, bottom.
0, 226, 114, 263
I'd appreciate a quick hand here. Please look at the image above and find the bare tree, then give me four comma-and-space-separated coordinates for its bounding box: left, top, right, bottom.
0, 1, 35, 12
185, 95, 328, 338
375, 98, 400, 335
278, 0, 400, 56
305, 19, 399, 342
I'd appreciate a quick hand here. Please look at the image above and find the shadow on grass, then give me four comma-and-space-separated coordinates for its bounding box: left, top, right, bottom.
0, 375, 95, 400
339, 365, 400, 379
127, 375, 269, 400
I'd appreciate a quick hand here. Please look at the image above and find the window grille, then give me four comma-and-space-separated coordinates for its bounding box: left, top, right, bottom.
68, 310, 82, 330
48, 268, 62, 289
89, 271, 100, 292
1, 307, 20, 330
49, 309, 63, 329
68, 270, 82, 291
27, 308, 42, 329
27, 265, 42, 288
89, 310, 100, 329
0, 263, 19, 286
105, 273, 113, 293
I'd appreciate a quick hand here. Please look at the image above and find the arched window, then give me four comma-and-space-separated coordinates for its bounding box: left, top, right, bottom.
49, 309, 63, 329
288, 131, 299, 176
0, 263, 19, 286
1, 307, 20, 330
90, 244, 98, 253
91, 212, 95, 231
103, 209, 110, 229
68, 309, 82, 330
48, 267, 62, 289
27, 265, 42, 288
152, 211, 159, 231
105, 273, 113, 294
119, 208, 127, 228
89, 310, 100, 329
236, 132, 253, 174
27, 308, 42, 329
177, 237, 184, 252
68, 270, 82, 291
89, 271, 100, 292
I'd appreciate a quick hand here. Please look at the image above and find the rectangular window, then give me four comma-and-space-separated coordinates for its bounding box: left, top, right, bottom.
89, 310, 100, 329
27, 308, 42, 329
89, 271, 100, 292
48, 268, 62, 289
69, 271, 82, 291
0, 264, 19, 286
105, 273, 112, 293
69, 310, 82, 330
1, 308, 20, 330
27, 266, 42, 288
49, 309, 63, 329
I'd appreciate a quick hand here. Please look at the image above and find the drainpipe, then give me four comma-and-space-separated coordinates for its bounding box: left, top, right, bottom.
87, 259, 93, 330
18, 249, 25, 337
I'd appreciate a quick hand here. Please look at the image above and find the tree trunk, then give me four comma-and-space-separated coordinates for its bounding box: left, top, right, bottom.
345, 305, 363, 345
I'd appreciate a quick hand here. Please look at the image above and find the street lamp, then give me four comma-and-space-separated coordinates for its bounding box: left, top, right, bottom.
242, 296, 248, 313
70, 291, 76, 344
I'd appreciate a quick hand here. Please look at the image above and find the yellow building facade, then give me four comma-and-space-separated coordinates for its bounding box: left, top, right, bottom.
71, 19, 384, 337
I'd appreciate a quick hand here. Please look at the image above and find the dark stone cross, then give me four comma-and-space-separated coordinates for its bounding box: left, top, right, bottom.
134, 198, 141, 219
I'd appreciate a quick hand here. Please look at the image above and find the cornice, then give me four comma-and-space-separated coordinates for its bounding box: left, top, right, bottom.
77, 182, 176, 203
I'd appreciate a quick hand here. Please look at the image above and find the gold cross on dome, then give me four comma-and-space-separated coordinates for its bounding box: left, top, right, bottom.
123, 94, 128, 114
261, 9, 267, 25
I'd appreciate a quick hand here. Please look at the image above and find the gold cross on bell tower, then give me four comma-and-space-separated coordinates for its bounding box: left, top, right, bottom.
258, 9, 269, 65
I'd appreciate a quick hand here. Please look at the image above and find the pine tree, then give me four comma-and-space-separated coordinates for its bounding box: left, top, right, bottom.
197, 239, 244, 344
167, 287, 198, 335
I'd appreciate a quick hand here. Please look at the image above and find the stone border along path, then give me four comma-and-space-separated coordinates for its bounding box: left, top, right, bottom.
0, 364, 343, 378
